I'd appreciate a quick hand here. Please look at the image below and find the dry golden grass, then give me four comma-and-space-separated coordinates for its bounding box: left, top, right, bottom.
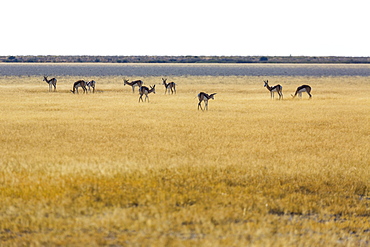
0, 75, 369, 246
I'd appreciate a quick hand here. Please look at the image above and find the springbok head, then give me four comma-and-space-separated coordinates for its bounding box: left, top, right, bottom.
209, 93, 217, 100
150, 85, 156, 94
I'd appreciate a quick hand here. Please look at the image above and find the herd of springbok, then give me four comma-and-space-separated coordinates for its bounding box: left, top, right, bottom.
42, 76, 312, 111
263, 80, 312, 99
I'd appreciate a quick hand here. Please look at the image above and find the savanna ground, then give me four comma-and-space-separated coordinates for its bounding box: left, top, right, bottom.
0, 75, 369, 246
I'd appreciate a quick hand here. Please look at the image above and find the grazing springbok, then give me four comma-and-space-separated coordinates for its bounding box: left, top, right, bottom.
291, 85, 312, 99
162, 78, 176, 94
70, 80, 87, 94
138, 85, 156, 102
198, 92, 217, 111
123, 78, 143, 93
43, 76, 57, 92
264, 80, 283, 100
86, 80, 96, 93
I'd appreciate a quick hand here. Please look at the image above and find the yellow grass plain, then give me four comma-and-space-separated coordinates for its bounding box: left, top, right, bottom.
0, 75, 369, 246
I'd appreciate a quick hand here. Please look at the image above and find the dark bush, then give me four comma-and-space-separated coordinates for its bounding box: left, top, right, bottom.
260, 56, 268, 62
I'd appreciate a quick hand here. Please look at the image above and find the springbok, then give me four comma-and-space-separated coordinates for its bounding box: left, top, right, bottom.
291, 85, 312, 99
198, 92, 217, 111
43, 76, 57, 92
162, 78, 176, 94
138, 85, 156, 102
86, 80, 96, 93
70, 80, 87, 94
123, 78, 143, 93
264, 80, 283, 100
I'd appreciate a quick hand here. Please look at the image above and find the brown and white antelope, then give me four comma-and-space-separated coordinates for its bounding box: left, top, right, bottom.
86, 80, 96, 93
43, 76, 57, 92
162, 78, 176, 94
123, 78, 143, 93
197, 92, 217, 111
70, 80, 87, 94
138, 85, 156, 102
264, 80, 283, 100
291, 85, 312, 99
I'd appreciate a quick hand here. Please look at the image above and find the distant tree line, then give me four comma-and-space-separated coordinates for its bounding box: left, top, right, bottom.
1, 55, 370, 64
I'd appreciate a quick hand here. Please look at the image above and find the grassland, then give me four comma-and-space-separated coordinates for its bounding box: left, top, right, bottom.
0, 75, 369, 246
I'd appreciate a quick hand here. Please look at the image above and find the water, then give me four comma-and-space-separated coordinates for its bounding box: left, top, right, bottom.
1, 63, 370, 77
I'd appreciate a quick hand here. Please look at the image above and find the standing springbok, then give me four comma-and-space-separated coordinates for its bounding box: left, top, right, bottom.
70, 80, 87, 94
198, 92, 217, 111
264, 80, 283, 100
43, 76, 57, 92
291, 85, 312, 99
138, 85, 156, 102
86, 80, 96, 93
123, 78, 143, 93
162, 78, 176, 94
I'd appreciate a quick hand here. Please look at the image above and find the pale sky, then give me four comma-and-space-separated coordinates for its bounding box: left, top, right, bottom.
2, 0, 369, 57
